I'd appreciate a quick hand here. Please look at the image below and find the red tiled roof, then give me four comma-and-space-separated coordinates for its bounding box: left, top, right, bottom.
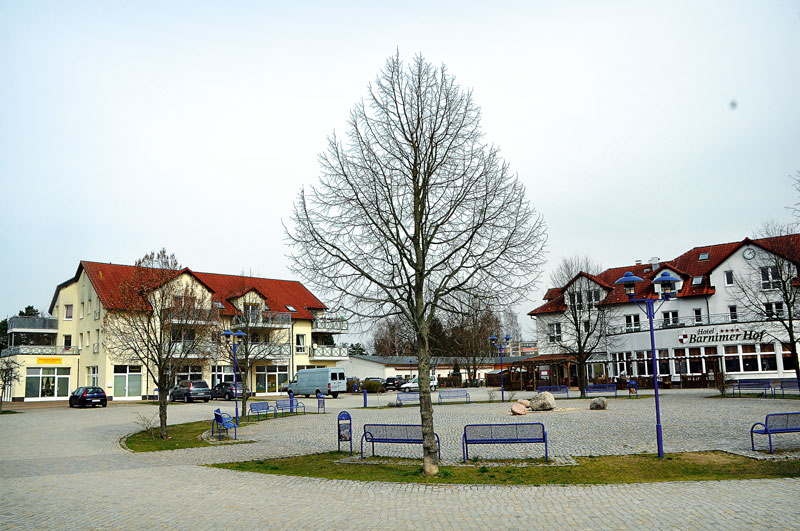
528, 233, 800, 316
62, 261, 326, 320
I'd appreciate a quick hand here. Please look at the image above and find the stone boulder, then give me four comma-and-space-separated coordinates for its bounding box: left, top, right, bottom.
590, 397, 607, 410
511, 402, 528, 415
530, 392, 555, 411
517, 399, 530, 408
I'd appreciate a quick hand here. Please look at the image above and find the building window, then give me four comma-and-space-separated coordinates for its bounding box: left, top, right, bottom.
657, 349, 670, 376
25, 367, 70, 398
673, 348, 687, 375
286, 305, 297, 312
212, 365, 236, 386
80, 302, 85, 319
87, 366, 98, 387
245, 303, 260, 322
586, 289, 602, 304
760, 343, 777, 371
761, 266, 780, 290
64, 304, 73, 320
63, 335, 72, 351
698, 252, 709, 261
295, 334, 306, 353
663, 311, 679, 327
583, 320, 590, 334
728, 305, 738, 323
625, 314, 641, 333
693, 308, 702, 324
568, 292, 583, 309
782, 343, 798, 372
764, 302, 784, 319
547, 323, 561, 342
741, 344, 758, 372
113, 365, 142, 398
255, 364, 288, 393
724, 270, 734, 286
691, 276, 703, 286
175, 365, 203, 382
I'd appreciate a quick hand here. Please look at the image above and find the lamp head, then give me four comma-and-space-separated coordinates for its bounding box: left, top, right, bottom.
503, 334, 512, 343
653, 271, 680, 300
615, 271, 643, 299
489, 335, 497, 345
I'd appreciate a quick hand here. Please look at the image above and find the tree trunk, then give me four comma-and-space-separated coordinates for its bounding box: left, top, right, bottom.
578, 357, 587, 398
158, 373, 169, 439
416, 331, 439, 476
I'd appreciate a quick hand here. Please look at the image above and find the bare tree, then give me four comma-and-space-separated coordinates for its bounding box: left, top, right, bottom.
0, 356, 21, 413
219, 282, 292, 414
372, 316, 415, 357
449, 298, 502, 384
540, 255, 619, 397
103, 249, 219, 439
287, 53, 547, 475
732, 223, 800, 381
502, 308, 523, 342
790, 171, 800, 220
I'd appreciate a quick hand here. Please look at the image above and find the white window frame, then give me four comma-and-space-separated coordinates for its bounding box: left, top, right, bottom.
295, 334, 306, 353
64, 304, 73, 320
729, 305, 738, 323
764, 302, 784, 319
724, 270, 734, 286
625, 314, 641, 333
547, 322, 561, 342
761, 266, 780, 290
663, 311, 679, 327
693, 308, 702, 324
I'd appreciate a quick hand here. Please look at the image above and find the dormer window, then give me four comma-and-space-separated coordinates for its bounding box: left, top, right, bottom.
286, 305, 297, 312
698, 252, 709, 261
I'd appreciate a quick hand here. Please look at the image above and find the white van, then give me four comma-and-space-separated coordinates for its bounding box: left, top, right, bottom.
286, 368, 346, 398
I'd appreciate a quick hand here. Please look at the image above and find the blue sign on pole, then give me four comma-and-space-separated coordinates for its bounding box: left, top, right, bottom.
338, 411, 352, 455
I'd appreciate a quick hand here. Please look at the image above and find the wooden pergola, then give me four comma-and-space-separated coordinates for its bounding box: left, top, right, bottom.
510, 354, 578, 391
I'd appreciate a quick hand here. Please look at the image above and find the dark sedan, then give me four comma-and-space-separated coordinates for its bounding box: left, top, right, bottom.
211, 382, 245, 400
69, 386, 107, 408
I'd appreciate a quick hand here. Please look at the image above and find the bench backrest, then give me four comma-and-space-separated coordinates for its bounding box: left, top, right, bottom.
738, 380, 769, 387
363, 424, 424, 441
276, 398, 298, 407
777, 380, 800, 389
250, 402, 269, 411
464, 423, 545, 442
397, 392, 420, 400
440, 390, 467, 397
586, 384, 614, 390
539, 385, 567, 392
765, 412, 800, 431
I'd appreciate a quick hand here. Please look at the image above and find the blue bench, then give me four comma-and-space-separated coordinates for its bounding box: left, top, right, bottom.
360, 424, 441, 459
462, 423, 548, 463
750, 412, 800, 454
733, 379, 771, 398
585, 384, 617, 398
772, 380, 800, 398
211, 409, 237, 440
396, 392, 420, 407
275, 398, 305, 416
537, 385, 569, 398
248, 401, 276, 421
438, 389, 470, 404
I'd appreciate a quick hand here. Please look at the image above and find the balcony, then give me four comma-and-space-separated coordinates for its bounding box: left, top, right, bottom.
248, 342, 291, 361
1, 345, 79, 356
7, 316, 58, 333
232, 311, 291, 329
308, 345, 348, 360
606, 311, 765, 336
312, 317, 349, 333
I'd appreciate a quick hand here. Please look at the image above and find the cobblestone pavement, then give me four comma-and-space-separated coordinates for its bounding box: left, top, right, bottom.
1, 389, 799, 529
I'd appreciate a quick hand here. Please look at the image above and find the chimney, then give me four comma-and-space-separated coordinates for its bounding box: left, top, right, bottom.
635, 260, 642, 265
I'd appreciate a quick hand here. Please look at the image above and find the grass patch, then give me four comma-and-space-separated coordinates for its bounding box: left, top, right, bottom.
125, 419, 259, 452
211, 451, 800, 485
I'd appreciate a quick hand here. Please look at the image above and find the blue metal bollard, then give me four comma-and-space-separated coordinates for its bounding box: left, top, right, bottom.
363, 389, 367, 408
289, 390, 294, 413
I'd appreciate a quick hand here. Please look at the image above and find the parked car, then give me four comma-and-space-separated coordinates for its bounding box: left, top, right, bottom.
69, 386, 107, 408
384, 376, 402, 391
169, 380, 211, 402
399, 376, 439, 392
287, 367, 346, 398
211, 382, 245, 400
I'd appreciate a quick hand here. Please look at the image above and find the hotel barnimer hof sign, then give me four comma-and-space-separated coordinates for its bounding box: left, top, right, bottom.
677, 326, 766, 345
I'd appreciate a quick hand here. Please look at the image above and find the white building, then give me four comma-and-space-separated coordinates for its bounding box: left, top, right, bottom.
530, 234, 800, 387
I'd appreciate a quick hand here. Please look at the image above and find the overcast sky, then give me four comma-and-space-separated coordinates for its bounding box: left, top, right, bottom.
2, 1, 798, 342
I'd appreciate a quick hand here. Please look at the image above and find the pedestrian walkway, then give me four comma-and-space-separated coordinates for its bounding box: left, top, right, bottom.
0, 390, 798, 529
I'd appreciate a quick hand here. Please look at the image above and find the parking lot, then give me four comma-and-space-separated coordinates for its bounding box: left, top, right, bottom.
1, 388, 799, 529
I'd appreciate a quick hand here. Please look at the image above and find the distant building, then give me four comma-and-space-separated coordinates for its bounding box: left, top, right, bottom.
529, 234, 799, 388
2, 261, 348, 402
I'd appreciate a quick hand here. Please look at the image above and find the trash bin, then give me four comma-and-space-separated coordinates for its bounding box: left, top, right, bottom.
338, 411, 352, 455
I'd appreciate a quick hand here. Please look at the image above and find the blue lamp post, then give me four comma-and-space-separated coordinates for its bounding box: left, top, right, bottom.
221, 329, 246, 426
614, 270, 680, 458
489, 334, 512, 402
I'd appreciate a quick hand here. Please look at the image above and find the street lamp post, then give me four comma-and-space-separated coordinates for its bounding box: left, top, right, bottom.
221, 329, 247, 426
614, 270, 680, 458
409, 358, 413, 382
489, 334, 512, 402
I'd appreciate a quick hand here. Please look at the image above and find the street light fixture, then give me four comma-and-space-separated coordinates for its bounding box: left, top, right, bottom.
221, 329, 246, 426
614, 270, 680, 458
489, 334, 512, 402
